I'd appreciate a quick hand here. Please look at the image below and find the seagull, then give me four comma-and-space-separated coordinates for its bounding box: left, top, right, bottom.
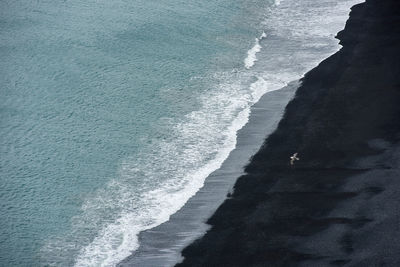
290, 153, 300, 166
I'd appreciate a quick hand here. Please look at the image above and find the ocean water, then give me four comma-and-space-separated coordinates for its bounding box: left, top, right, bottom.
0, 0, 361, 266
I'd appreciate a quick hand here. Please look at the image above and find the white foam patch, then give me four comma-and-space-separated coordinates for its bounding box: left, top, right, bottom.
261, 31, 267, 39
275, 0, 281, 6
244, 32, 267, 69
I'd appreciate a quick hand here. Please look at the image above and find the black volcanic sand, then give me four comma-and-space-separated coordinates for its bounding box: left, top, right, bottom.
177, 0, 400, 266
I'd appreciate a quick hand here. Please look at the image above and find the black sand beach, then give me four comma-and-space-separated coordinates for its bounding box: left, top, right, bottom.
177, 0, 400, 266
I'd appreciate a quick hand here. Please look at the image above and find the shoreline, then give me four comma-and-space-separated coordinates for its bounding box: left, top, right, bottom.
117, 1, 363, 266
118, 80, 300, 266
177, 0, 400, 266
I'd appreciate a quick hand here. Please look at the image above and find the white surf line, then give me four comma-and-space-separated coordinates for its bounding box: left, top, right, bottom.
244, 32, 267, 69
72, 73, 287, 267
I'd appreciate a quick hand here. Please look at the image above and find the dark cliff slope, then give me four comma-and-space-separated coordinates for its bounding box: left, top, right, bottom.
177, 0, 400, 266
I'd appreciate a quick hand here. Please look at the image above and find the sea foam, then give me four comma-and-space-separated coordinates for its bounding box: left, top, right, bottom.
244, 32, 267, 69
71, 73, 287, 267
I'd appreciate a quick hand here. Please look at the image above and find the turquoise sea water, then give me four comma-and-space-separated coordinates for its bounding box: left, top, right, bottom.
1, 0, 361, 266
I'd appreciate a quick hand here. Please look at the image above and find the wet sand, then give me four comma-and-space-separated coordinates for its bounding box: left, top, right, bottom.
177, 0, 400, 266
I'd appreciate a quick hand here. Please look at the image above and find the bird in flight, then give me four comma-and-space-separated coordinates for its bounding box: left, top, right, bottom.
290, 153, 300, 166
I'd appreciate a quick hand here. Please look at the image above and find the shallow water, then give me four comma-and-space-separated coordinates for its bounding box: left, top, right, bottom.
0, 0, 361, 266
